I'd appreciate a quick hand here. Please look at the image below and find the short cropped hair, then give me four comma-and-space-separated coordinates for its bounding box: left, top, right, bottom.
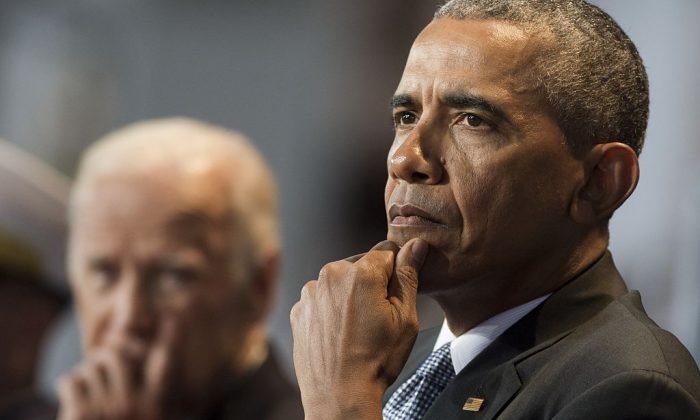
436, 0, 649, 156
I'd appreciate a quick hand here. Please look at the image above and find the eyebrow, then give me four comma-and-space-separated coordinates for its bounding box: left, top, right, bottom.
390, 93, 507, 119
443, 93, 502, 116
390, 94, 416, 109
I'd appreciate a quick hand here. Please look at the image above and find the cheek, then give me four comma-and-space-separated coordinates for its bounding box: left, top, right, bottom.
459, 148, 574, 241
448, 153, 494, 239
76, 297, 112, 351
178, 285, 239, 332
447, 146, 548, 254
384, 179, 396, 209
180, 291, 243, 370
515, 148, 576, 214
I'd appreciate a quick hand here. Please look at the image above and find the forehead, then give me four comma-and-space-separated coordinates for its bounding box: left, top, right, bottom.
399, 18, 541, 99
76, 159, 232, 213
71, 168, 235, 250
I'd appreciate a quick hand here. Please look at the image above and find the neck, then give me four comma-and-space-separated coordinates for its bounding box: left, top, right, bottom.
433, 233, 608, 336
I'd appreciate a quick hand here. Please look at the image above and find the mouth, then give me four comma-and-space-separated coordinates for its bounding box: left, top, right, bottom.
388, 204, 445, 228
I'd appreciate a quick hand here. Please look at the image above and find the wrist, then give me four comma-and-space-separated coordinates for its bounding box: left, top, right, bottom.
303, 381, 385, 420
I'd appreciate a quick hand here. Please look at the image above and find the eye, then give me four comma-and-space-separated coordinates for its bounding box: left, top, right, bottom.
87, 260, 119, 290
465, 114, 483, 127
394, 111, 418, 127
157, 266, 199, 291
456, 113, 492, 131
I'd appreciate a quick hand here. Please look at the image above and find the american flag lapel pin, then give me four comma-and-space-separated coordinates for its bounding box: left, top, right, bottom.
462, 397, 485, 412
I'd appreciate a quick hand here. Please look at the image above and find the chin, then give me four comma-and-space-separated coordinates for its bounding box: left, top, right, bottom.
387, 228, 433, 247
386, 230, 409, 247
416, 249, 452, 290
387, 227, 454, 250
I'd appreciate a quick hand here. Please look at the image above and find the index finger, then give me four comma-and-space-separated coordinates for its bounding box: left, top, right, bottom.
343, 252, 366, 263
144, 317, 180, 404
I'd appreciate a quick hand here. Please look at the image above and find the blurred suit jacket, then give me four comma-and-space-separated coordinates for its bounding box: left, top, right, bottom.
203, 348, 304, 420
384, 252, 700, 419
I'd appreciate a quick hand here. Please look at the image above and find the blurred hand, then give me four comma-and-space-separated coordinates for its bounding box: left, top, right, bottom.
57, 321, 178, 420
290, 238, 428, 420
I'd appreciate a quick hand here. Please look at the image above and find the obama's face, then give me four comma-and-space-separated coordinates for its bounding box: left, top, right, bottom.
385, 18, 583, 298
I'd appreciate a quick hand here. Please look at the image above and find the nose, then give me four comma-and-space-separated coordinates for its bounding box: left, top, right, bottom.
112, 274, 157, 342
389, 127, 443, 184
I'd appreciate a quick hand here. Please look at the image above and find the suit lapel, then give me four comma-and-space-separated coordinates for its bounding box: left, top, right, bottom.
422, 302, 543, 419
423, 251, 628, 419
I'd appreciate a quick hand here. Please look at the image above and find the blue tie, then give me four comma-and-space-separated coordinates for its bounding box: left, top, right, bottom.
383, 342, 455, 419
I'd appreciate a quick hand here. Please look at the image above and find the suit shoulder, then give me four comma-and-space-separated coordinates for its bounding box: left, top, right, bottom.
522, 290, 700, 404
584, 291, 699, 380
553, 369, 700, 419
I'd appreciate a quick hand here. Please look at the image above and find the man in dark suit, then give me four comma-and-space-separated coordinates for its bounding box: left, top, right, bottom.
290, 0, 700, 418
60, 118, 303, 420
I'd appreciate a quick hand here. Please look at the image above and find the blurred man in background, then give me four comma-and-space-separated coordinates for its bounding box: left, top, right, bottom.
60, 118, 303, 420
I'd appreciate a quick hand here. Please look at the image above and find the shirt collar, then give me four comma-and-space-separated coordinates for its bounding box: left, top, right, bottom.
433, 294, 551, 374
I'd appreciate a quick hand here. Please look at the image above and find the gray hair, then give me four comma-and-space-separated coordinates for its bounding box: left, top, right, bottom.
436, 0, 649, 155
70, 118, 279, 282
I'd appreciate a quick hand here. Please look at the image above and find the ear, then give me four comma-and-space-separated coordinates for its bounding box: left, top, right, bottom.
248, 251, 280, 320
570, 142, 639, 225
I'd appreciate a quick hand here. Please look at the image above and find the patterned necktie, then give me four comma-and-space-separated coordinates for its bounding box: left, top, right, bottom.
383, 342, 455, 420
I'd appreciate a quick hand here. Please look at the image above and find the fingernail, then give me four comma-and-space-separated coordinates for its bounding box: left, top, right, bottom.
411, 239, 428, 266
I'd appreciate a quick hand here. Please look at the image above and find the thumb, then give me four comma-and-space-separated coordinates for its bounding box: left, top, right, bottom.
388, 238, 429, 308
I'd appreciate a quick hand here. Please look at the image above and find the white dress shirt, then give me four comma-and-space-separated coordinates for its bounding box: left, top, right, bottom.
433, 294, 551, 374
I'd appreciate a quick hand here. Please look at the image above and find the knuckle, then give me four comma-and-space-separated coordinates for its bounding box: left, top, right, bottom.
318, 263, 331, 280
318, 261, 342, 281
290, 302, 300, 323
300, 279, 317, 299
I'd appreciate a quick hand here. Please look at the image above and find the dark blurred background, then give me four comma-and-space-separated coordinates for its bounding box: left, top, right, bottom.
0, 0, 698, 402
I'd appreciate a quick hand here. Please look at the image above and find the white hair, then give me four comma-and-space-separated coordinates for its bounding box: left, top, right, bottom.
70, 117, 279, 279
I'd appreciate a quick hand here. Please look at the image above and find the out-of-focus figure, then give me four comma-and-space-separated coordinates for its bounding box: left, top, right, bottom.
0, 139, 69, 419
58, 118, 303, 420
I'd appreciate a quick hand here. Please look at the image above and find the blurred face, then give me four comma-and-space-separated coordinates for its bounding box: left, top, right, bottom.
68, 168, 254, 403
385, 18, 582, 297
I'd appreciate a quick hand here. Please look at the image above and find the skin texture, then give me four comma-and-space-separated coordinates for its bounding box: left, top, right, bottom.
291, 17, 639, 420
60, 152, 276, 419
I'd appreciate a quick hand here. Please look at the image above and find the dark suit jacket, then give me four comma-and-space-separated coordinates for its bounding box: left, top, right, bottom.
384, 252, 700, 419
206, 349, 304, 420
